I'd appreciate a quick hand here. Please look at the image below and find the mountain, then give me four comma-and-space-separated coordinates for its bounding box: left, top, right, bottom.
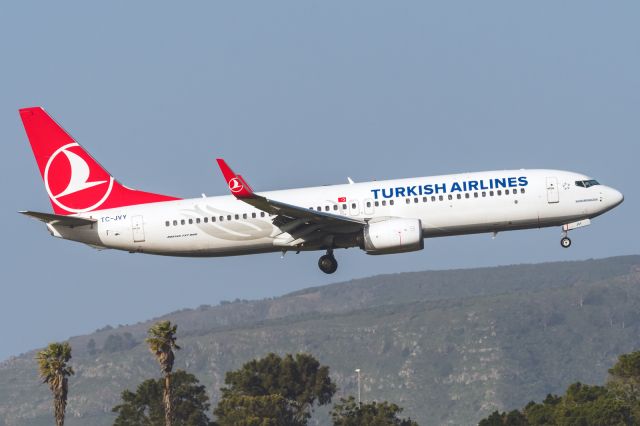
1, 255, 640, 426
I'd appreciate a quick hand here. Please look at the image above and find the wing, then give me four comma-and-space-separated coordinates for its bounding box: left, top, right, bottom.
215, 159, 365, 248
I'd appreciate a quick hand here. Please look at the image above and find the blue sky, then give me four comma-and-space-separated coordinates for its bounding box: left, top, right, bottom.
0, 1, 637, 361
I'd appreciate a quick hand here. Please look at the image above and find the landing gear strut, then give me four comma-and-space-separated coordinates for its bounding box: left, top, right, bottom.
318, 250, 338, 274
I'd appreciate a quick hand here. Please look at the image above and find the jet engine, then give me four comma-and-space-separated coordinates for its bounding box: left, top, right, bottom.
362, 218, 424, 255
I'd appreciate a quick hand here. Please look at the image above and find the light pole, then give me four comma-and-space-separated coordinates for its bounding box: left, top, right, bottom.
355, 368, 361, 406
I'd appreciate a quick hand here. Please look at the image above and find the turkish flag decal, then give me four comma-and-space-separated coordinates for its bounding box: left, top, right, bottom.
338, 197, 347, 203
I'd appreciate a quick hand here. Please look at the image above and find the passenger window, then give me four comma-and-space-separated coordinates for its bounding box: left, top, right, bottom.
252, 212, 256, 218
414, 197, 418, 203
227, 215, 232, 221
165, 221, 170, 227
521, 188, 526, 194
188, 219, 193, 224
243, 213, 247, 219
333, 205, 338, 211
406, 198, 411, 204
342, 204, 347, 210
474, 192, 478, 198
423, 196, 427, 202
465, 193, 470, 199
497, 190, 502, 196
235, 214, 239, 220
366, 202, 371, 208
439, 195, 443, 201
204, 217, 208, 223
482, 192, 486, 197
317, 207, 321, 211
325, 206, 330, 212
390, 200, 394, 206
374, 201, 379, 207
431, 196, 436, 202
457, 194, 462, 199
260, 212, 265, 217
181, 219, 185, 225
352, 203, 356, 209
219, 216, 224, 222
448, 194, 453, 200
196, 218, 201, 224
505, 189, 510, 195
490, 191, 494, 196
173, 220, 177, 226
382, 200, 387, 206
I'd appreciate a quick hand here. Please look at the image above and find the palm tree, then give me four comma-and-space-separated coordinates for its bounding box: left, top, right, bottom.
146, 320, 181, 426
36, 342, 74, 426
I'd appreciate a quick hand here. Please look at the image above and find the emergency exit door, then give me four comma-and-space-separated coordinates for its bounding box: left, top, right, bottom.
546, 177, 559, 203
132, 215, 146, 242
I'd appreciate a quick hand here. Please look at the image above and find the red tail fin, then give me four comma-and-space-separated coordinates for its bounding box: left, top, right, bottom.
20, 107, 180, 215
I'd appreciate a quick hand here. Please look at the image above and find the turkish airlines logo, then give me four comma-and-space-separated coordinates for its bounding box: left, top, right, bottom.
228, 177, 244, 193
44, 143, 114, 213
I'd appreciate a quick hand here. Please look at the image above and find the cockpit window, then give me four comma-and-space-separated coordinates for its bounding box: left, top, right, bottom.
575, 179, 600, 188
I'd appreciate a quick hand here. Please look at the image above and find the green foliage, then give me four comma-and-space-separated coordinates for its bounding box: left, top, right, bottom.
2, 256, 640, 425
36, 342, 74, 389
479, 354, 640, 425
331, 396, 418, 426
609, 351, 640, 383
146, 321, 180, 374
215, 353, 336, 425
112, 370, 212, 426
478, 410, 528, 426
103, 333, 137, 353
86, 338, 97, 356
36, 342, 74, 426
213, 394, 303, 426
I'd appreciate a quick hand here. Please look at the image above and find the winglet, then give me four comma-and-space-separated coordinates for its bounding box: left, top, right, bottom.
216, 159, 255, 198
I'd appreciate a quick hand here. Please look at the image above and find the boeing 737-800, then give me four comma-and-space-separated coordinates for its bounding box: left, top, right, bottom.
19, 107, 624, 273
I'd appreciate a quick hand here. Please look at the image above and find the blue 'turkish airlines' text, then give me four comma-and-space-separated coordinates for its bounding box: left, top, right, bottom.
370, 176, 529, 200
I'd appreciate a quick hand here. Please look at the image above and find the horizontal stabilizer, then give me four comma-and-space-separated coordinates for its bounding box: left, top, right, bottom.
19, 210, 97, 227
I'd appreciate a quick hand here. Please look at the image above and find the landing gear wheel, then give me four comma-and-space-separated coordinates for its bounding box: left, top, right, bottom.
318, 253, 338, 274
560, 236, 572, 248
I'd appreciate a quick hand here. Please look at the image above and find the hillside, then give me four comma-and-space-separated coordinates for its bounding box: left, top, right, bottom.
1, 256, 639, 426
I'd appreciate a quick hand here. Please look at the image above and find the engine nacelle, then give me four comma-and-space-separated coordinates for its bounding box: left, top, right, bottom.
362, 218, 424, 255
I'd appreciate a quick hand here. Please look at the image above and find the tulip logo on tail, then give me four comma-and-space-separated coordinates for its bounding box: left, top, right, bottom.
44, 143, 114, 213
228, 177, 244, 193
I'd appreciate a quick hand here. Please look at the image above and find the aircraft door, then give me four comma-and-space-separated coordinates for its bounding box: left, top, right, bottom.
349, 200, 360, 216
132, 215, 146, 242
364, 198, 375, 215
546, 177, 559, 203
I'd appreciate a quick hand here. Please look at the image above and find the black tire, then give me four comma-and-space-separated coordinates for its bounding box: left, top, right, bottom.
560, 237, 572, 248
318, 254, 338, 274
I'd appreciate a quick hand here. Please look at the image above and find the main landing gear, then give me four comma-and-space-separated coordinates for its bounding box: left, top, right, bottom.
318, 250, 338, 274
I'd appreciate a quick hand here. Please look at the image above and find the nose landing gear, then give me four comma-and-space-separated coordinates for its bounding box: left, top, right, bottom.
560, 236, 572, 248
318, 250, 338, 274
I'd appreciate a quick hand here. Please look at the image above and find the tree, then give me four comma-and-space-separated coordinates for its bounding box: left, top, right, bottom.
103, 332, 137, 353
112, 370, 213, 426
86, 338, 97, 356
331, 396, 418, 426
215, 353, 336, 425
214, 394, 302, 426
36, 342, 74, 426
146, 320, 181, 426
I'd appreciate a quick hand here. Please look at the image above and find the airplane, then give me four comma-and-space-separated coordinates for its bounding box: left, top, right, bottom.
19, 107, 624, 274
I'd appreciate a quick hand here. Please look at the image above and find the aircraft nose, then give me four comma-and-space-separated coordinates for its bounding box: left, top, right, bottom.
608, 187, 624, 208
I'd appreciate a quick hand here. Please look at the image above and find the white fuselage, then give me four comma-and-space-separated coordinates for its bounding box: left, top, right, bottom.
52, 169, 623, 257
